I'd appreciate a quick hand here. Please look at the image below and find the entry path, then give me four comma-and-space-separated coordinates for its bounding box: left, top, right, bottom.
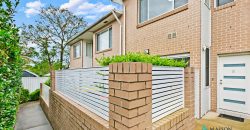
15, 101, 53, 130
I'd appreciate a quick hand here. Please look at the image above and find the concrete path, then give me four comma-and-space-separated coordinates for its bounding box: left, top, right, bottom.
15, 101, 53, 130
195, 112, 250, 130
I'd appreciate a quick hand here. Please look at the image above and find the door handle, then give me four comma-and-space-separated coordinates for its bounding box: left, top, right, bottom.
220, 80, 223, 85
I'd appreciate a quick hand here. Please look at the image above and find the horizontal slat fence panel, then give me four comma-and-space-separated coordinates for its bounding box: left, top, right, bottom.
22, 77, 48, 92
55, 67, 109, 121
152, 66, 184, 122
41, 84, 50, 105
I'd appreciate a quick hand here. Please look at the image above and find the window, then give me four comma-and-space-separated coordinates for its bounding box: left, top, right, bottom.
205, 48, 210, 86
97, 28, 112, 51
73, 43, 81, 58
139, 0, 188, 23
216, 0, 233, 7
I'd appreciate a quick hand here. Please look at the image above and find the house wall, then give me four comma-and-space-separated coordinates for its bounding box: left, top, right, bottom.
123, 0, 201, 69
92, 19, 123, 66
210, 0, 250, 111
70, 41, 83, 69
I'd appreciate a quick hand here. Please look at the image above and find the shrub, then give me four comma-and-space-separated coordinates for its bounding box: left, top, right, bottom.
96, 52, 188, 67
0, 1, 22, 129
19, 88, 30, 104
29, 89, 40, 101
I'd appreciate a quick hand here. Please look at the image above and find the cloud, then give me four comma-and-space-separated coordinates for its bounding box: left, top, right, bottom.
60, 0, 117, 21
25, 0, 44, 18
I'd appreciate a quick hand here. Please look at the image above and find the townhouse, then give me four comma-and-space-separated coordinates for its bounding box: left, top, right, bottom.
67, 0, 250, 119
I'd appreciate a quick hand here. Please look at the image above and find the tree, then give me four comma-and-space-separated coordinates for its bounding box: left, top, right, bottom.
21, 5, 87, 70
0, 0, 23, 129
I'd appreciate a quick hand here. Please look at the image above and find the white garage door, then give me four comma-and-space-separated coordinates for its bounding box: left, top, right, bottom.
218, 55, 250, 118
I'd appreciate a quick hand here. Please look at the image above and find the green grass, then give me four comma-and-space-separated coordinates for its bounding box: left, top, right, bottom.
96, 52, 188, 67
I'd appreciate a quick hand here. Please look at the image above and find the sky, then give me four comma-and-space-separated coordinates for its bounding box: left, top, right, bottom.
14, 0, 121, 27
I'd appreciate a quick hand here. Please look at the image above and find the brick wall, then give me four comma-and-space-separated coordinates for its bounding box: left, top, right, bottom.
48, 91, 109, 130
40, 64, 195, 130
210, 0, 250, 111
70, 41, 83, 69
92, 20, 123, 67
108, 62, 153, 130
123, 0, 201, 69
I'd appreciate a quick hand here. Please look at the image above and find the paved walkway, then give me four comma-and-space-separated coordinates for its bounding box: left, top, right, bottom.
195, 112, 250, 130
15, 101, 53, 130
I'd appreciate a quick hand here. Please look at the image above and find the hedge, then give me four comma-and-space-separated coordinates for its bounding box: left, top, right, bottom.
96, 52, 188, 67
0, 0, 23, 129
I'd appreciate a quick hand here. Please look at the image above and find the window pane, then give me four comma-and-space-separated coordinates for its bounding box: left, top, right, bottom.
174, 0, 188, 8
205, 48, 209, 86
217, 0, 233, 6
140, 0, 148, 23
73, 44, 81, 58
97, 29, 110, 51
148, 0, 172, 19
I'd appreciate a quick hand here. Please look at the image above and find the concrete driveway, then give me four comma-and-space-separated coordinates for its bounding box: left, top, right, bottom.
195, 112, 250, 130
15, 101, 53, 130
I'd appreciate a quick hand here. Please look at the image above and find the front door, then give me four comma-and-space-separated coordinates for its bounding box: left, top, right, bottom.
84, 43, 93, 68
218, 55, 250, 118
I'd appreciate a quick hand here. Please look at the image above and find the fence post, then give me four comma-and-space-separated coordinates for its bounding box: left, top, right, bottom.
184, 67, 195, 129
109, 62, 152, 130
40, 83, 43, 96
50, 70, 55, 91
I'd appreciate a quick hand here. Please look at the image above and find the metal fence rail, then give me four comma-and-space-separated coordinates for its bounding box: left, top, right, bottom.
152, 66, 185, 122
41, 84, 50, 105
55, 67, 109, 121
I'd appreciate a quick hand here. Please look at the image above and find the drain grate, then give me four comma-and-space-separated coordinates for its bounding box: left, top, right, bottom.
219, 114, 244, 122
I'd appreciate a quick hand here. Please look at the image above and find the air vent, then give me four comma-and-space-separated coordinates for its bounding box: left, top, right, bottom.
168, 34, 172, 39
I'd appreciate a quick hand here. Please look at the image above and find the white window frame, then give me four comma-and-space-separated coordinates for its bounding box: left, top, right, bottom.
73, 43, 81, 59
96, 27, 112, 52
139, 0, 188, 23
214, 0, 234, 7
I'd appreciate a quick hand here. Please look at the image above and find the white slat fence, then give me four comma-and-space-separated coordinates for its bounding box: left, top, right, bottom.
55, 67, 109, 121
152, 66, 185, 122
22, 77, 48, 92
41, 84, 50, 105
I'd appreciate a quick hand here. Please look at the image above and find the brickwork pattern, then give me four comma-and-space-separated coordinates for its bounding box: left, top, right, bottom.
109, 62, 152, 130
152, 108, 191, 130
48, 91, 109, 130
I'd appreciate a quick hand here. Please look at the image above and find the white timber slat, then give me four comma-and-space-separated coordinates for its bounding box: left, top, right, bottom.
55, 67, 109, 121
152, 66, 185, 123
41, 84, 50, 105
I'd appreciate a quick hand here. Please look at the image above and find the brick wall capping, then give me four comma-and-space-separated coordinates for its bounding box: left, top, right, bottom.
109, 62, 152, 74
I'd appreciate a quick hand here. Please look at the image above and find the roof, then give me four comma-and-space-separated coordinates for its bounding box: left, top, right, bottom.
67, 10, 122, 45
111, 0, 123, 5
22, 70, 39, 77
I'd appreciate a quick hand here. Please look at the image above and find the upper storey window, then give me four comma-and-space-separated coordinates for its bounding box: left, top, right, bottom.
216, 0, 234, 7
97, 28, 112, 52
139, 0, 188, 23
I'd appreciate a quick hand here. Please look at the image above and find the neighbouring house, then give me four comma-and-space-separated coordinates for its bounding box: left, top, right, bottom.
22, 70, 48, 92
67, 0, 250, 120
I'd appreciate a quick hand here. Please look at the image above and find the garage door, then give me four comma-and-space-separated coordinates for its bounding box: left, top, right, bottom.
218, 55, 250, 118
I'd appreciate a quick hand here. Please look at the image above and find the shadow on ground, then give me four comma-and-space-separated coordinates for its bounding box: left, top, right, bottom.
195, 112, 250, 130
15, 101, 53, 130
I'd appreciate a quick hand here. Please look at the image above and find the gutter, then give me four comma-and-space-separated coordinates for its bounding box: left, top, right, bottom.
112, 10, 123, 55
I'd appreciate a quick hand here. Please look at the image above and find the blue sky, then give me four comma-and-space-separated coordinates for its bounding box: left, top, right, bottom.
14, 0, 120, 27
